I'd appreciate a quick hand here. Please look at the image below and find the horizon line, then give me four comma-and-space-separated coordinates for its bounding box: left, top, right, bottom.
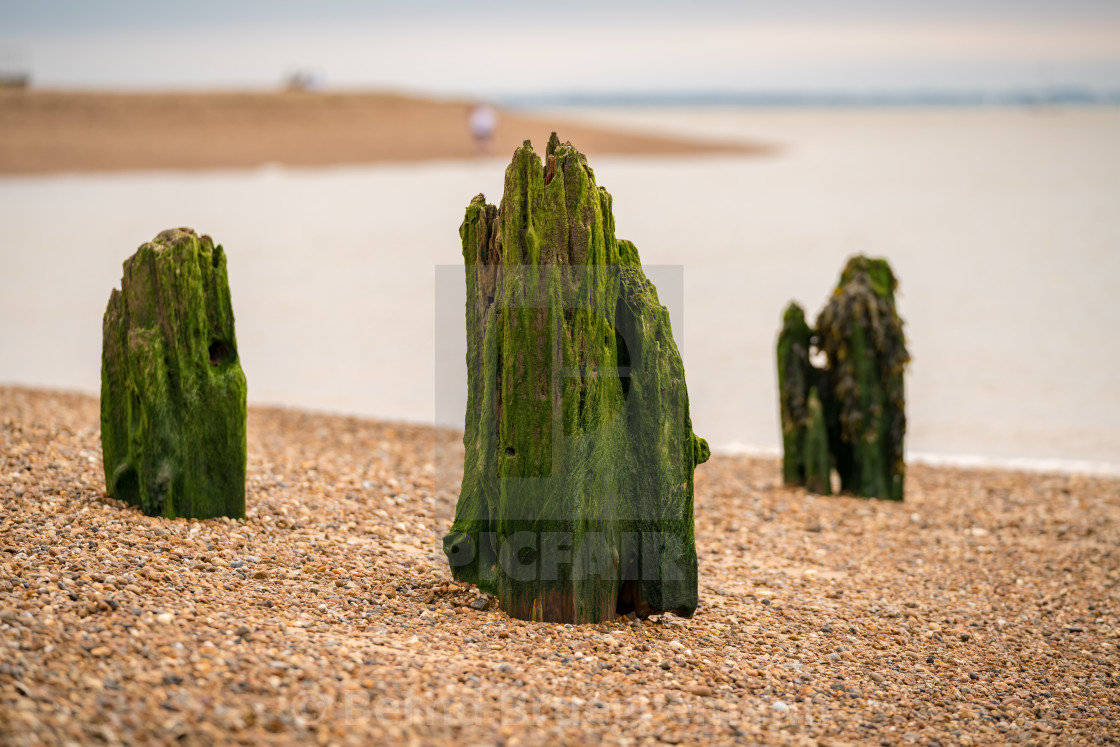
4, 82, 1120, 107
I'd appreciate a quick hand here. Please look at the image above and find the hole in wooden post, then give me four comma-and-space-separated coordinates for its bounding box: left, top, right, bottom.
505, 446, 516, 457
809, 344, 828, 369
113, 464, 140, 507
208, 340, 235, 366
616, 578, 653, 618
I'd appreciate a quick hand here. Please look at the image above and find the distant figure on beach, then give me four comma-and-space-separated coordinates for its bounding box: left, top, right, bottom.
469, 103, 497, 155
282, 69, 323, 92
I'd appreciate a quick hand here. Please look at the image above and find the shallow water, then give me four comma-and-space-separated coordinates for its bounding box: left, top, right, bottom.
1, 107, 1118, 473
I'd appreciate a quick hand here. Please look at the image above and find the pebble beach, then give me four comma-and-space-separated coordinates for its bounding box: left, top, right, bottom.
2, 386, 1118, 745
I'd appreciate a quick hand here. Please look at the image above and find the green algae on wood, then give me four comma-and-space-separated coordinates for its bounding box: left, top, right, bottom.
803, 387, 831, 496
776, 255, 908, 501
443, 135, 709, 623
777, 302, 815, 488
818, 256, 908, 501
100, 228, 247, 519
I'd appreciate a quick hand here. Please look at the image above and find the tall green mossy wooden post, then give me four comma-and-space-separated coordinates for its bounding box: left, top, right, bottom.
818, 256, 908, 501
101, 228, 247, 519
443, 135, 709, 623
777, 255, 908, 501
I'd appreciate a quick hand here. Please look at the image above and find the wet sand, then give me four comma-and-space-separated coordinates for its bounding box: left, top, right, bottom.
3, 385, 1118, 745
0, 91, 768, 174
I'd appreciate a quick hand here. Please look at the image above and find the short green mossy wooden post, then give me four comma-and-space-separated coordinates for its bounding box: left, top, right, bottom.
443, 135, 709, 623
777, 255, 908, 501
100, 228, 247, 519
777, 302, 814, 487
803, 387, 831, 495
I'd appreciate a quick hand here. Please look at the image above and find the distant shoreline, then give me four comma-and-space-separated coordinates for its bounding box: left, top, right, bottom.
500, 88, 1120, 109
0, 90, 770, 176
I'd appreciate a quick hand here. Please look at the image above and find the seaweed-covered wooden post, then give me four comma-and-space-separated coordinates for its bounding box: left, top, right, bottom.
101, 228, 247, 519
777, 303, 819, 489
778, 304, 831, 494
818, 256, 908, 501
777, 255, 908, 501
443, 135, 709, 623
803, 387, 831, 495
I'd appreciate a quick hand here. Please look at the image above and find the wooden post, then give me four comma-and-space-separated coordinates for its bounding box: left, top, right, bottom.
804, 387, 831, 496
777, 255, 908, 501
817, 256, 908, 501
777, 302, 814, 487
100, 228, 247, 519
443, 136, 709, 623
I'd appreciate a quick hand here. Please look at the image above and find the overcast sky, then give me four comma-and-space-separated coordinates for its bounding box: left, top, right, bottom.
2, 0, 1119, 95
